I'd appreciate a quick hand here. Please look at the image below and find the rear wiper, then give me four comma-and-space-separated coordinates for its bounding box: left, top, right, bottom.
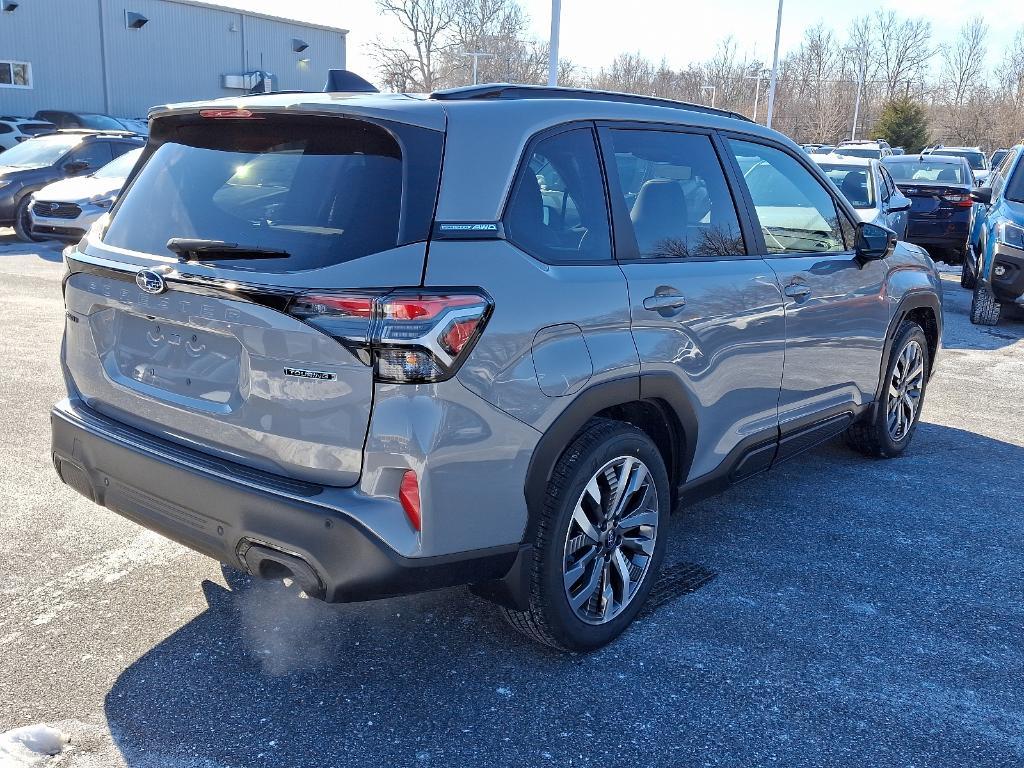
166, 238, 289, 261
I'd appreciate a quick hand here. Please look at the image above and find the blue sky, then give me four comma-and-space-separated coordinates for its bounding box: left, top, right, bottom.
234, 0, 1022, 81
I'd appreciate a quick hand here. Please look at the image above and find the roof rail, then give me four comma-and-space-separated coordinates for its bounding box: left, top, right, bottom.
429, 83, 752, 122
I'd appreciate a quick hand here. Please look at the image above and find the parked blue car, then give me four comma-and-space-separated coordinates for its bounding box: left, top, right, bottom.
963, 145, 1024, 325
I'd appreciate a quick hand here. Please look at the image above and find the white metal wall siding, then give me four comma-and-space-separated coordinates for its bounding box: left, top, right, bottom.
0, 0, 346, 119
99, 0, 245, 116
0, 0, 106, 117
241, 18, 345, 95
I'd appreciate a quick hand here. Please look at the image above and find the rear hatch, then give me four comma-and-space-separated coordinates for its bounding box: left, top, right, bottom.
62, 106, 444, 486
895, 182, 973, 235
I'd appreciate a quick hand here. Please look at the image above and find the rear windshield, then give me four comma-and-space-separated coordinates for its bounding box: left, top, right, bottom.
818, 163, 874, 208
833, 147, 881, 159
931, 149, 986, 170
102, 115, 440, 271
883, 159, 968, 186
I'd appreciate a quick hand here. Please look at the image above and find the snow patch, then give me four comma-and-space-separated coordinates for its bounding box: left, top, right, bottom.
0, 724, 68, 767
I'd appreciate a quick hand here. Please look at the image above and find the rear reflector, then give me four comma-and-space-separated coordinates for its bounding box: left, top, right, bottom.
399, 470, 421, 531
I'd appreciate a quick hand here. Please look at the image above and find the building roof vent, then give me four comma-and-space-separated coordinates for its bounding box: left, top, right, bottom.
125, 11, 148, 29
323, 70, 379, 94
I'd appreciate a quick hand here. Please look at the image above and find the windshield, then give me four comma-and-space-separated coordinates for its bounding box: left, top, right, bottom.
101, 115, 440, 272
93, 148, 142, 179
883, 159, 968, 185
0, 135, 79, 169
931, 149, 986, 170
818, 163, 874, 208
77, 114, 127, 131
833, 147, 881, 159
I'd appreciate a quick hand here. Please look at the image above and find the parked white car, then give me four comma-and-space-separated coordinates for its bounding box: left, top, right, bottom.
0, 116, 56, 152
810, 153, 911, 239
832, 140, 893, 160
923, 146, 990, 185
28, 147, 142, 242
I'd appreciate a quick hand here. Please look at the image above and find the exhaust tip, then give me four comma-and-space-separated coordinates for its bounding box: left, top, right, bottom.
237, 540, 325, 600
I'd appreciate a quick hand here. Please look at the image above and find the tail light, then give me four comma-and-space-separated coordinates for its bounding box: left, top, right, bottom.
942, 193, 973, 207
287, 289, 492, 383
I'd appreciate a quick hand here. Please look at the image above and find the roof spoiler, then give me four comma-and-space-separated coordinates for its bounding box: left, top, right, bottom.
323, 70, 379, 94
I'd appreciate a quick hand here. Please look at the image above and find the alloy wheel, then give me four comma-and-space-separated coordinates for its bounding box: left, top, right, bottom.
562, 456, 659, 625
886, 339, 925, 441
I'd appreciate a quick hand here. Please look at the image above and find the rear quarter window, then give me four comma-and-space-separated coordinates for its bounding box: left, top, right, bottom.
102, 114, 442, 271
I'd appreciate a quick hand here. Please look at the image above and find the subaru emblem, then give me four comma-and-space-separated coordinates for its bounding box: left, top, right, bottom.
136, 269, 166, 295
49, 202, 60, 212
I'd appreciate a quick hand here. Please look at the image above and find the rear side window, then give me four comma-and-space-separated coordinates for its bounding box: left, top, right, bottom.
103, 115, 441, 271
504, 128, 612, 263
608, 129, 745, 259
729, 140, 847, 254
69, 141, 114, 170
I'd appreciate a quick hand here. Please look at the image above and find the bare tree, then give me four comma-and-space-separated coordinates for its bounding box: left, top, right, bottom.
940, 18, 988, 143
875, 11, 932, 100
374, 0, 455, 92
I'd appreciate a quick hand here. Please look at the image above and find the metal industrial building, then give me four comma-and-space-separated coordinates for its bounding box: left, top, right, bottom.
0, 0, 347, 119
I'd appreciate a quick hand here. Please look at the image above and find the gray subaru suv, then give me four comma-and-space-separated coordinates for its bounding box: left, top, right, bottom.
51, 80, 942, 651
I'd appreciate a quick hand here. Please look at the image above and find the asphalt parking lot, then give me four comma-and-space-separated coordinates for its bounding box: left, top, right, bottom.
0, 232, 1022, 767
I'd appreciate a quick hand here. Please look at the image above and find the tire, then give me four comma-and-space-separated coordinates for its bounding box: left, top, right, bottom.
502, 419, 669, 652
847, 321, 929, 459
12, 196, 44, 243
970, 285, 1001, 326
960, 249, 977, 289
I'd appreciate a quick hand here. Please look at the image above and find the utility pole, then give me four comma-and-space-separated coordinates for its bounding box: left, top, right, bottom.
548, 0, 561, 86
461, 51, 494, 85
851, 59, 866, 141
765, 0, 784, 129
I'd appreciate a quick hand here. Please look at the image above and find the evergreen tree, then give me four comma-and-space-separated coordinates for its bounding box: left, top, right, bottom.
873, 97, 930, 152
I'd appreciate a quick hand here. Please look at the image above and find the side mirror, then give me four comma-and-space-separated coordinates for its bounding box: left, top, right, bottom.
970, 187, 993, 205
856, 221, 896, 261
887, 199, 911, 213
63, 160, 90, 176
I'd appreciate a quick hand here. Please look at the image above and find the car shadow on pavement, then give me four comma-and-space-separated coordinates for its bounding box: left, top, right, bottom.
101, 422, 1024, 768
0, 232, 65, 262
938, 274, 1024, 351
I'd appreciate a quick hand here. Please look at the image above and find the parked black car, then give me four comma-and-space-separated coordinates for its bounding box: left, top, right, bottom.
882, 153, 976, 264
0, 130, 144, 241
33, 110, 131, 132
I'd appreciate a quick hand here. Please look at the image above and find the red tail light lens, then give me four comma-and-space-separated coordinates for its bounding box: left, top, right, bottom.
942, 194, 973, 207
287, 289, 492, 383
399, 470, 421, 531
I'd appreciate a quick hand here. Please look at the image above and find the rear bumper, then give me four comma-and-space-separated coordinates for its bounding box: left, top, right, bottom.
50, 398, 517, 602
906, 217, 970, 251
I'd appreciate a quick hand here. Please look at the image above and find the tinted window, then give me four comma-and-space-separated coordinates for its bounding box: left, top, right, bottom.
879, 166, 897, 201
68, 141, 114, 170
834, 147, 882, 159
608, 130, 744, 259
932, 149, 985, 170
504, 128, 612, 263
730, 140, 846, 254
103, 116, 435, 272
93, 147, 142, 179
1005, 159, 1024, 204
817, 163, 874, 208
0, 123, 10, 135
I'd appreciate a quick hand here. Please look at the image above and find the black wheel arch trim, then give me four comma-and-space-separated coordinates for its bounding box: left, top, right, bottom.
522, 372, 699, 538
874, 290, 942, 403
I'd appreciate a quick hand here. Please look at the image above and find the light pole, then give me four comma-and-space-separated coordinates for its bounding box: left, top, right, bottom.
850, 59, 866, 140
461, 51, 494, 85
744, 69, 770, 123
701, 85, 716, 109
548, 0, 561, 86
765, 0, 784, 129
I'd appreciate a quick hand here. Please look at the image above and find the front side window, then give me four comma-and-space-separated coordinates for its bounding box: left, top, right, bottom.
729, 140, 847, 254
504, 128, 612, 263
607, 129, 744, 259
1005, 158, 1024, 204
68, 142, 114, 171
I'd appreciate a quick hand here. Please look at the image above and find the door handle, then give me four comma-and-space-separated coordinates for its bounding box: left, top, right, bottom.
643, 293, 687, 311
784, 283, 811, 299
